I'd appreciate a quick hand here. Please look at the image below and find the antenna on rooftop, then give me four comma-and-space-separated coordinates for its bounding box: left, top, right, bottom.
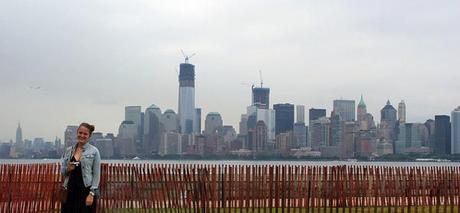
259, 70, 263, 88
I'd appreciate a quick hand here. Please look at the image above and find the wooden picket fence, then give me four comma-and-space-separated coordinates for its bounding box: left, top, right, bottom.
0, 163, 459, 212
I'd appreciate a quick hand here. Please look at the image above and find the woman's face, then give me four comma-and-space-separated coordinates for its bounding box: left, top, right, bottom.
77, 126, 91, 144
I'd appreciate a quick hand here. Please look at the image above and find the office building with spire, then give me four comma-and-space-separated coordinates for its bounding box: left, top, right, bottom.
357, 95, 367, 124
381, 100, 397, 123
15, 123, 23, 149
354, 96, 377, 157
380, 100, 397, 153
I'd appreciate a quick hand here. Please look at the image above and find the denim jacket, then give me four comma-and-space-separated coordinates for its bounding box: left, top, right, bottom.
61, 142, 101, 196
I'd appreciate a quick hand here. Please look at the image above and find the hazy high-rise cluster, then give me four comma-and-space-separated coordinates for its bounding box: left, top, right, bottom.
2, 58, 460, 160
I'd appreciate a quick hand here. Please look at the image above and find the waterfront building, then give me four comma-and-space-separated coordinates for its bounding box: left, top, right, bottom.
93, 138, 114, 159
355, 129, 377, 158
434, 115, 451, 155
395, 123, 428, 154
160, 132, 182, 156
275, 132, 293, 153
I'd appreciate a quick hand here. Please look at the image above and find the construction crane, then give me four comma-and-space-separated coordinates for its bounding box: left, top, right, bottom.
181, 49, 196, 64
241, 82, 255, 89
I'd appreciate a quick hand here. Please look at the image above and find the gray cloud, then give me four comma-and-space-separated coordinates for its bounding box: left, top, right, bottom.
1, 0, 459, 141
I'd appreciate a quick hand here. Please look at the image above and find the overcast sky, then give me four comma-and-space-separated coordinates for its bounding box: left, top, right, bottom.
1, 0, 459, 142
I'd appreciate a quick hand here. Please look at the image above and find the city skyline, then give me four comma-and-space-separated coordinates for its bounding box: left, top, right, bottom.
2, 96, 458, 143
1, 1, 460, 141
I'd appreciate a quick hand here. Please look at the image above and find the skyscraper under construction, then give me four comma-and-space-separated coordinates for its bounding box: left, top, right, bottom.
178, 60, 197, 134
252, 86, 270, 109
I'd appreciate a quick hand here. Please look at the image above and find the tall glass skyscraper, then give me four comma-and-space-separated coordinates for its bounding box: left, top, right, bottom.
398, 100, 406, 123
333, 100, 356, 122
451, 107, 460, 154
296, 105, 305, 124
178, 62, 196, 134
125, 106, 142, 126
434, 115, 451, 155
274, 103, 294, 135
309, 108, 326, 123
125, 106, 142, 142
144, 104, 162, 155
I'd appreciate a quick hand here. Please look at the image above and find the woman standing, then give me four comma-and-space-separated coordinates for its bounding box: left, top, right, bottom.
61, 122, 101, 213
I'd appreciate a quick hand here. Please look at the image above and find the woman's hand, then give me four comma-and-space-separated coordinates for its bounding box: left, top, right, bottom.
67, 162, 76, 173
85, 194, 94, 206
